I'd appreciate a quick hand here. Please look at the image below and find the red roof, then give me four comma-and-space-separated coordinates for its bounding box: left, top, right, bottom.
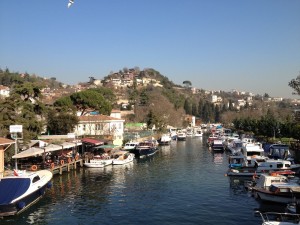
78, 115, 124, 122
81, 138, 104, 146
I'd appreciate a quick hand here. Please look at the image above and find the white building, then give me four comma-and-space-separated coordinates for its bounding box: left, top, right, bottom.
0, 85, 10, 98
211, 95, 218, 103
74, 115, 125, 146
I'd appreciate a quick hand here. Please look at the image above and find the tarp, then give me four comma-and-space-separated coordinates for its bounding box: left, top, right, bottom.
0, 177, 31, 204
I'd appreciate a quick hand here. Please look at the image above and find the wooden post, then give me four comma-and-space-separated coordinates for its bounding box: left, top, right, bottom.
0, 146, 4, 178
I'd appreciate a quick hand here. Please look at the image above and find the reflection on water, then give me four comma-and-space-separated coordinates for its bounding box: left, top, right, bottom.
2, 136, 278, 225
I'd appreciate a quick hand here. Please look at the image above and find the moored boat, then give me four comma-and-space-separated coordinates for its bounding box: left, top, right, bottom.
252, 173, 300, 204
131, 140, 158, 158
158, 134, 171, 145
0, 169, 53, 217
123, 141, 139, 151
112, 150, 135, 165
256, 211, 300, 225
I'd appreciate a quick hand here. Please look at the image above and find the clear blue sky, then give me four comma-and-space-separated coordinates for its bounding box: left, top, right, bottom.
1, 0, 299, 98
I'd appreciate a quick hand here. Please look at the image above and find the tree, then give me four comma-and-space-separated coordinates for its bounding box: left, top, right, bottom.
47, 110, 79, 135
58, 89, 112, 116
289, 73, 300, 95
183, 80, 192, 89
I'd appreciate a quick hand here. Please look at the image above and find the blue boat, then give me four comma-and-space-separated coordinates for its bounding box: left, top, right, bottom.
0, 170, 53, 217
130, 140, 158, 158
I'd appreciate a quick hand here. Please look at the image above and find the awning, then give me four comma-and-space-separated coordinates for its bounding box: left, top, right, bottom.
12, 147, 45, 159
61, 142, 82, 149
12, 142, 80, 159
81, 138, 104, 146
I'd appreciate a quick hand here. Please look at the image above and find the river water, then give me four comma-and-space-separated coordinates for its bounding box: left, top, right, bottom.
2, 136, 286, 225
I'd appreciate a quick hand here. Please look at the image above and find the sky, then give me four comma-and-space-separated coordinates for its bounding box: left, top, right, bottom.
0, 0, 300, 99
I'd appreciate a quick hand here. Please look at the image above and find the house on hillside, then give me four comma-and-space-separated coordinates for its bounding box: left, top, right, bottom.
74, 115, 125, 146
0, 85, 10, 98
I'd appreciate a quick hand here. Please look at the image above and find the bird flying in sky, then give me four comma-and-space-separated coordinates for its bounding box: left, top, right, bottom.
67, 0, 74, 8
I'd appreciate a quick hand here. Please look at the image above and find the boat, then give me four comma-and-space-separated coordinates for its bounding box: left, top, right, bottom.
112, 150, 135, 165
186, 128, 194, 137
158, 134, 171, 145
207, 134, 219, 147
256, 211, 300, 225
176, 131, 187, 141
252, 173, 300, 204
0, 169, 53, 217
264, 143, 292, 160
194, 128, 203, 137
211, 139, 224, 151
227, 159, 295, 177
227, 139, 243, 155
84, 155, 113, 168
123, 141, 139, 151
130, 140, 158, 158
241, 141, 265, 161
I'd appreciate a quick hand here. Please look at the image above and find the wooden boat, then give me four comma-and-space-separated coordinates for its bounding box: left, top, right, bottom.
252, 173, 300, 204
0, 170, 53, 217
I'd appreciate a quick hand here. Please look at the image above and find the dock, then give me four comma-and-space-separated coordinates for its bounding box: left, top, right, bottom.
50, 158, 83, 175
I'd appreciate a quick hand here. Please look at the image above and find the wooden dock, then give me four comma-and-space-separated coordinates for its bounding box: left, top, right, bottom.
50, 158, 83, 175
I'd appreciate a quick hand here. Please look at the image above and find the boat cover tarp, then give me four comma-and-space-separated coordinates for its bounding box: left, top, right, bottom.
0, 178, 30, 204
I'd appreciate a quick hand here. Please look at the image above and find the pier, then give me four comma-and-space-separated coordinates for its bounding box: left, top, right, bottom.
50, 158, 83, 175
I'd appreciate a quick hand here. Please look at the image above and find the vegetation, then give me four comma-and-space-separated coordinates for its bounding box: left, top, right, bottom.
1, 68, 300, 141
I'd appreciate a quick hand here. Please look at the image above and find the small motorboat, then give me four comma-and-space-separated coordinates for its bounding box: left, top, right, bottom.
123, 141, 139, 151
0, 169, 53, 217
256, 211, 300, 225
112, 151, 135, 165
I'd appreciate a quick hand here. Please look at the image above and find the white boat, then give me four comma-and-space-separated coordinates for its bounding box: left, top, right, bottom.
241, 141, 265, 161
158, 134, 172, 145
227, 139, 243, 155
84, 156, 113, 168
0, 170, 53, 217
211, 139, 224, 151
177, 131, 187, 141
227, 159, 295, 177
252, 173, 300, 203
123, 141, 139, 151
256, 211, 300, 225
194, 129, 203, 137
112, 151, 135, 165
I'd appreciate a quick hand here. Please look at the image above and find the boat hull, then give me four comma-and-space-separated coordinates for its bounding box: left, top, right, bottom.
131, 148, 157, 158
253, 189, 300, 204
0, 170, 52, 217
84, 159, 113, 168
0, 182, 50, 217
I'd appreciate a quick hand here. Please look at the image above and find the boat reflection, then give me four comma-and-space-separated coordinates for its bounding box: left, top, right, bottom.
228, 176, 252, 195
213, 152, 224, 164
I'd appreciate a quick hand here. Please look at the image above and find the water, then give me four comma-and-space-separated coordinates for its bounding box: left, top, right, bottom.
1, 137, 285, 225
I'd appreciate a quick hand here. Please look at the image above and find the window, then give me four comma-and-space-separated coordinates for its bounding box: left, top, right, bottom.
32, 176, 40, 183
